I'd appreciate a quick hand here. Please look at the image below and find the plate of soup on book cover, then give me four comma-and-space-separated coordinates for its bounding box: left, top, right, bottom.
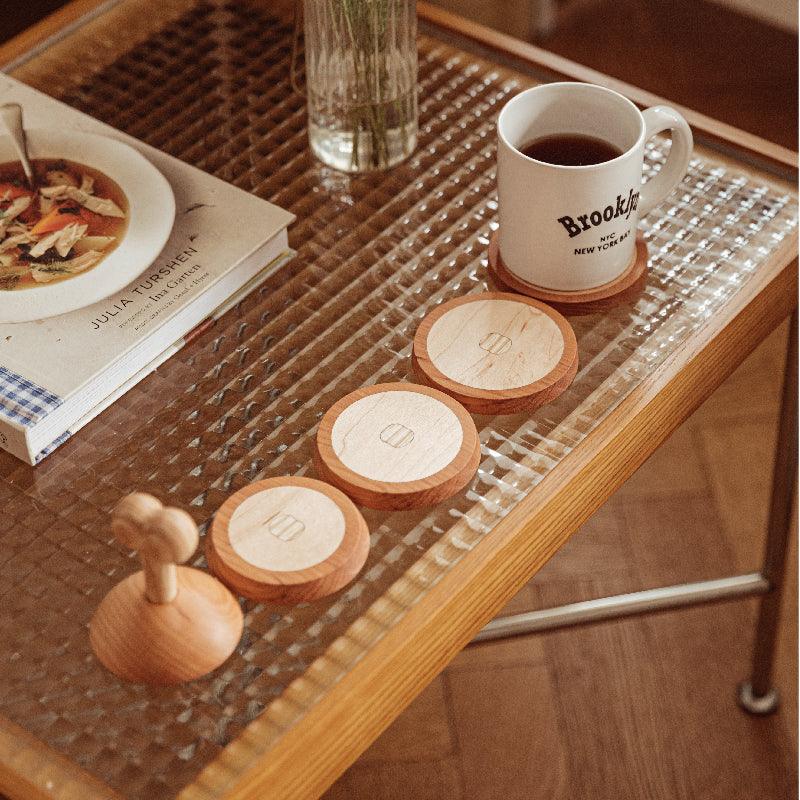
0, 128, 175, 323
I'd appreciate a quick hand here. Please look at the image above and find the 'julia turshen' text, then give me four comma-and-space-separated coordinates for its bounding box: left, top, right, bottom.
90, 246, 202, 330
557, 188, 639, 238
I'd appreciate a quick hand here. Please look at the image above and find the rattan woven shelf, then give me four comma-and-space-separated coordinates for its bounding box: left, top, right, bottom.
0, 2, 797, 799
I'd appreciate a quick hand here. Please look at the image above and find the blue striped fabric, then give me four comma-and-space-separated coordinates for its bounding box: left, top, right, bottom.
34, 430, 71, 463
0, 366, 62, 427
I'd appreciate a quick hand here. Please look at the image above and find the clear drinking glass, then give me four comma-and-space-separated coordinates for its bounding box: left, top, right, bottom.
303, 0, 418, 172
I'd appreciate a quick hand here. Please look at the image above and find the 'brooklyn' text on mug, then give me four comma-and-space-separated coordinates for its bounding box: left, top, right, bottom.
557, 187, 640, 238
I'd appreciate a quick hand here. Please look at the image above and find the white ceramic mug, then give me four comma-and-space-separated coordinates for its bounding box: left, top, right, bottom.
497, 82, 693, 291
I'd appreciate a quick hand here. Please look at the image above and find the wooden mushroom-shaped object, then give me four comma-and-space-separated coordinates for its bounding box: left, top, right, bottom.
89, 493, 243, 686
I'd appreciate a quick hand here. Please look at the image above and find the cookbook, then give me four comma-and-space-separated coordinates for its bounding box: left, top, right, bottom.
0, 76, 295, 464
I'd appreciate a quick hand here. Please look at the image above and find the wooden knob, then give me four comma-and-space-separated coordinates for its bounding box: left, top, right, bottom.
90, 492, 243, 685
111, 493, 199, 604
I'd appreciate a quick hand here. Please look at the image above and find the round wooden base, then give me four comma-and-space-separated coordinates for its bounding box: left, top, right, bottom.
208, 477, 370, 604
413, 292, 578, 415
315, 383, 481, 510
89, 568, 243, 685
487, 231, 649, 315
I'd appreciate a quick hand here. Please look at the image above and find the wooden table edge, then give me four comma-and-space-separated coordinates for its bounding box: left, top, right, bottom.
0, 0, 118, 69
0, 3, 795, 800
0, 717, 122, 800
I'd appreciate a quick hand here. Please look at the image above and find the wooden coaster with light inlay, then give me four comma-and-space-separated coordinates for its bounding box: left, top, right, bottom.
412, 291, 578, 415
487, 230, 649, 315
207, 476, 370, 604
314, 383, 481, 510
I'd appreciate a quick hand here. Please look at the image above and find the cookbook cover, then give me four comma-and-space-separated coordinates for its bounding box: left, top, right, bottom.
0, 76, 295, 463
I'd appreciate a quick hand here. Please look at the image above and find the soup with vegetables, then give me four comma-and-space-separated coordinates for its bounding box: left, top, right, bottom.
0, 158, 128, 291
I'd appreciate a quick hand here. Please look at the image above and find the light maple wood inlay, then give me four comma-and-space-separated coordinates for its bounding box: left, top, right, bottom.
315, 383, 481, 509
413, 292, 578, 414
208, 477, 371, 603
332, 389, 465, 481
426, 297, 565, 388
229, 485, 346, 571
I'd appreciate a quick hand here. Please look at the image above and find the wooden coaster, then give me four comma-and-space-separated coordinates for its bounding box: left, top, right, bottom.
487, 231, 649, 315
314, 383, 481, 510
412, 292, 578, 415
207, 477, 370, 604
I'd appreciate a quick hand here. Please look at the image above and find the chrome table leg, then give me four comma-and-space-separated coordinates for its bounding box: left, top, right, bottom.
474, 575, 768, 641
738, 311, 797, 715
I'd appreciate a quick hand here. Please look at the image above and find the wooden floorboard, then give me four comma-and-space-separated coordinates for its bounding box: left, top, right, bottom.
446, 660, 567, 800
428, 0, 797, 148
537, 0, 798, 149
535, 579, 690, 800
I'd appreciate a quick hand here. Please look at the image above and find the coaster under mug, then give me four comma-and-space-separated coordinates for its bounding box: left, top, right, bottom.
413, 291, 578, 414
488, 231, 649, 315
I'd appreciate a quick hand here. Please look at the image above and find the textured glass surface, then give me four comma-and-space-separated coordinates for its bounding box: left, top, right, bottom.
1, 2, 797, 798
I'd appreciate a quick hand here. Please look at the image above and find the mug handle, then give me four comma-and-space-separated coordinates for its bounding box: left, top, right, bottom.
638, 105, 693, 216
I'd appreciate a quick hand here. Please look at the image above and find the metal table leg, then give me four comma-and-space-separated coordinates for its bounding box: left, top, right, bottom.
738, 311, 798, 715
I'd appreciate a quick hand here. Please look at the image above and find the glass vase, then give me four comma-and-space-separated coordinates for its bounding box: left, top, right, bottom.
303, 0, 418, 172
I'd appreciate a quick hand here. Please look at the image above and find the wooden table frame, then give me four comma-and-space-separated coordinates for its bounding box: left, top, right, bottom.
0, 3, 797, 800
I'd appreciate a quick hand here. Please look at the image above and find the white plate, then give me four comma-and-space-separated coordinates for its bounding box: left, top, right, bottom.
0, 128, 175, 323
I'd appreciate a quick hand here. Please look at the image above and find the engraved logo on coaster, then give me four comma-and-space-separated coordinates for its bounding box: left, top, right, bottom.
479, 331, 512, 355
426, 299, 564, 391
380, 422, 415, 448
265, 512, 305, 542
330, 390, 464, 483
228, 486, 346, 572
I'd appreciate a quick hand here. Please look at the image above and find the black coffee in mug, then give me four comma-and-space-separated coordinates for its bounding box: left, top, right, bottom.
518, 133, 622, 166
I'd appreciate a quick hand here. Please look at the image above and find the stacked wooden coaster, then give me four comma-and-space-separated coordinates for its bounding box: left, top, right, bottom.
315, 383, 481, 510
487, 231, 649, 316
207, 476, 370, 604
412, 292, 578, 414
